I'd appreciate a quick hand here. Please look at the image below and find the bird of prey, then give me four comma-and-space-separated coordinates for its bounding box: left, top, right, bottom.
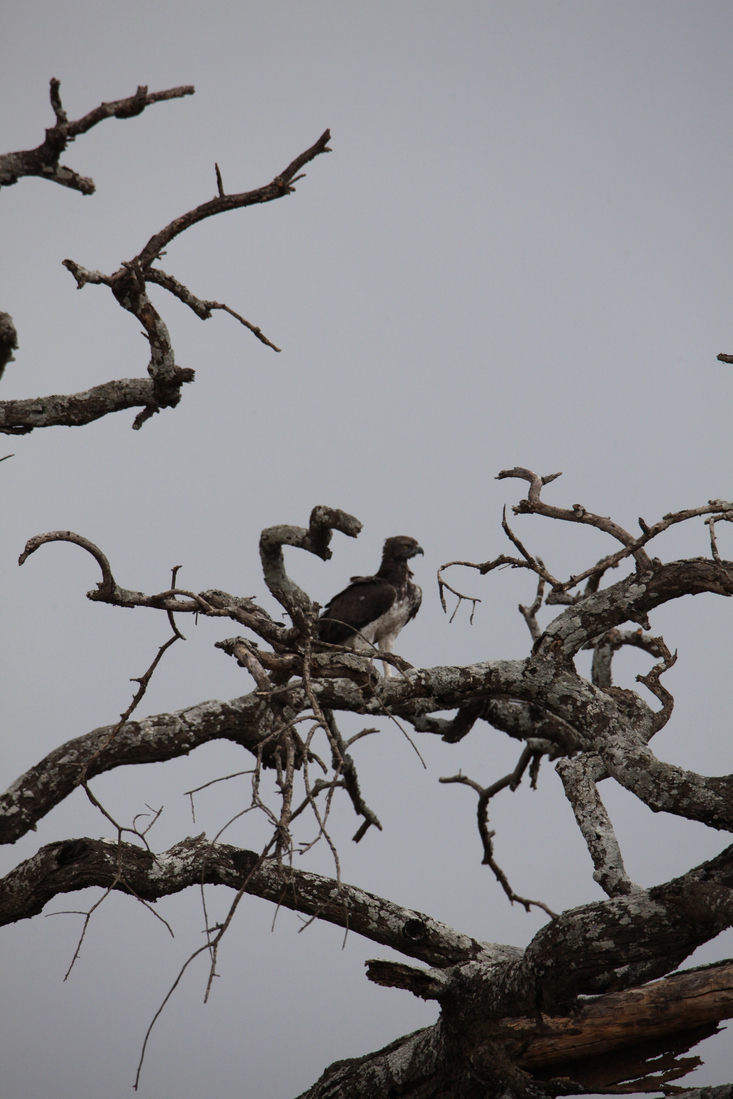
318, 535, 423, 675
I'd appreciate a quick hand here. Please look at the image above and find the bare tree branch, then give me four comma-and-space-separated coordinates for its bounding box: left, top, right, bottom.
0, 835, 505, 968
259, 505, 362, 629
134, 128, 331, 267
0, 79, 194, 193
556, 753, 642, 898
0, 694, 286, 845
440, 755, 557, 917
0, 376, 193, 435
0, 88, 330, 431
144, 268, 281, 351
497, 466, 654, 573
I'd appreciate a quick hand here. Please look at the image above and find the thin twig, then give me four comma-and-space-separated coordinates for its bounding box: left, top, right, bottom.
440, 748, 556, 917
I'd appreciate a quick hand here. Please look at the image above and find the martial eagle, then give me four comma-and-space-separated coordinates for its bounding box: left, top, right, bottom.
318, 535, 424, 675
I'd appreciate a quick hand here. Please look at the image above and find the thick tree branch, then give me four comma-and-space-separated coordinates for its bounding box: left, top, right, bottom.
294, 1025, 446, 1099
499, 960, 733, 1072
0, 835, 511, 969
299, 959, 733, 1098
0, 694, 286, 844
12, 830, 733, 1017
522, 843, 733, 1010
556, 753, 642, 898
278, 651, 733, 836
536, 557, 733, 660
0, 376, 193, 435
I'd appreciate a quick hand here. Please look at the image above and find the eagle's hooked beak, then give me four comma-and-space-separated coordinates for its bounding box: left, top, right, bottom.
411, 545, 425, 558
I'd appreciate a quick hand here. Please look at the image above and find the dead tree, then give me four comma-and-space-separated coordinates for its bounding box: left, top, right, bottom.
3, 475, 733, 1097
4, 82, 733, 1098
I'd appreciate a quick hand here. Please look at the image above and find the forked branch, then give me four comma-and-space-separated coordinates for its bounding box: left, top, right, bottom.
440, 751, 557, 917
439, 472, 733, 625
134, 128, 331, 267
0, 94, 330, 431
0, 79, 194, 193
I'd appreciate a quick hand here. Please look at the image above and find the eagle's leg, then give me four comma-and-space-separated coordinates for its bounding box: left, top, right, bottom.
378, 639, 394, 679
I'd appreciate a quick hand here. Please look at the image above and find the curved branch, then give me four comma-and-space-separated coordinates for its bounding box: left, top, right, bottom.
588, 627, 669, 689
16, 527, 295, 649
496, 466, 563, 506
591, 710, 733, 832
635, 643, 677, 734
537, 556, 733, 660
498, 465, 653, 574
19, 529, 116, 593
522, 842, 733, 1010
587, 628, 677, 734
100, 264, 184, 416
259, 505, 362, 629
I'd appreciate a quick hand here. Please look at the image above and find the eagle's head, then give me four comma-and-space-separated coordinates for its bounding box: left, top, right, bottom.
382, 536, 424, 561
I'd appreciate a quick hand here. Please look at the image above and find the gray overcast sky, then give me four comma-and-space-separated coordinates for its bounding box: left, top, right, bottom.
2, 2, 733, 1096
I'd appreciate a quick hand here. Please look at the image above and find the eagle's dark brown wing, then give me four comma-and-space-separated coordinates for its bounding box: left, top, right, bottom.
318, 575, 397, 644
